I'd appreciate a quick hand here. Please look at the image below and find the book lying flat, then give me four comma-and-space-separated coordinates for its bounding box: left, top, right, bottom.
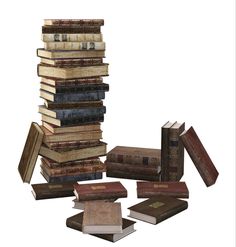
66, 212, 136, 242
137, 181, 189, 198
42, 33, 103, 42
73, 198, 117, 210
42, 26, 101, 34
128, 196, 188, 225
31, 182, 75, 200
44, 19, 104, 26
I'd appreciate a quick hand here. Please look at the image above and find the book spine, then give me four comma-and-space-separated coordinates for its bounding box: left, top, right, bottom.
78, 191, 127, 201
33, 190, 74, 200
161, 126, 170, 181
42, 26, 101, 34
137, 190, 189, 199
66, 218, 82, 231
42, 33, 103, 42
44, 19, 104, 26
59, 115, 104, 126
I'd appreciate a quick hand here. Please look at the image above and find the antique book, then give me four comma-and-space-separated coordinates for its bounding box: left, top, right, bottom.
40, 90, 105, 103
42, 33, 103, 42
40, 82, 109, 94
41, 114, 104, 127
106, 146, 161, 167
106, 169, 161, 181
82, 202, 122, 234
128, 196, 188, 224
41, 170, 103, 183
38, 64, 109, 79
18, 122, 44, 183
73, 181, 127, 201
137, 181, 189, 198
39, 141, 107, 163
42, 26, 101, 34
44, 19, 104, 26
73, 198, 117, 210
41, 76, 103, 87
37, 48, 105, 59
31, 182, 75, 200
42, 122, 101, 134
66, 212, 136, 242
44, 41, 105, 51
180, 126, 219, 186
40, 58, 103, 67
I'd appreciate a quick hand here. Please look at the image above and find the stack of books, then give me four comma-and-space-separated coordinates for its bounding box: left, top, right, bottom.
37, 19, 109, 182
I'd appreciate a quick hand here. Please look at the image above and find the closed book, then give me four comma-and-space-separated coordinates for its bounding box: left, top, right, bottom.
41, 170, 103, 183
42, 26, 101, 34
66, 212, 136, 242
31, 182, 75, 200
38, 64, 109, 79
128, 196, 188, 225
180, 126, 219, 187
137, 181, 189, 198
42, 33, 103, 42
37, 49, 105, 59
73, 198, 117, 210
106, 146, 161, 167
44, 19, 104, 26
18, 122, 44, 183
40, 90, 105, 103
73, 181, 127, 201
106, 169, 161, 181
44, 41, 105, 50
39, 141, 107, 163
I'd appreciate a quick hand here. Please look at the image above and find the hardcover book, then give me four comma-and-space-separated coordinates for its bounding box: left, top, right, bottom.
82, 202, 122, 234
31, 182, 75, 200
42, 33, 103, 42
128, 196, 188, 224
18, 122, 44, 183
137, 181, 189, 198
73, 181, 127, 201
44, 19, 104, 26
73, 198, 117, 210
66, 212, 136, 242
180, 126, 219, 186
42, 26, 101, 34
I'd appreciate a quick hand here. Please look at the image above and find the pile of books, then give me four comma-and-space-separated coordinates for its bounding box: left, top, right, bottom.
36, 19, 109, 183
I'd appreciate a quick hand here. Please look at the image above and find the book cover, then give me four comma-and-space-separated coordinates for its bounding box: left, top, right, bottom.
42, 33, 103, 42
42, 26, 101, 34
44, 19, 104, 26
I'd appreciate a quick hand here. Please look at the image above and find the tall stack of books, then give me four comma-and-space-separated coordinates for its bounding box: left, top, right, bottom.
37, 19, 109, 183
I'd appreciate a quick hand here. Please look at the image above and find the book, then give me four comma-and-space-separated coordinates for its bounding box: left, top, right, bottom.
44, 41, 105, 51
18, 122, 44, 183
42, 33, 103, 42
40, 82, 109, 94
128, 196, 188, 224
106, 169, 161, 181
37, 49, 105, 59
41, 114, 104, 127
82, 202, 122, 234
73, 181, 127, 201
73, 198, 117, 210
44, 19, 104, 26
38, 64, 109, 79
180, 126, 219, 187
39, 141, 107, 163
137, 181, 189, 198
42, 26, 101, 34
41, 170, 103, 183
106, 146, 161, 167
42, 122, 101, 134
66, 212, 136, 242
31, 182, 75, 200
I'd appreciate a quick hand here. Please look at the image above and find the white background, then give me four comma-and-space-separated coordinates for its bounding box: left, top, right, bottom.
0, 0, 235, 246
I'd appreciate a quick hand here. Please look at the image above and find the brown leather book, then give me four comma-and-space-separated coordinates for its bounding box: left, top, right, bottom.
66, 212, 136, 242
106, 146, 161, 167
82, 202, 122, 234
18, 122, 44, 183
44, 19, 104, 26
73, 181, 127, 201
42, 26, 101, 34
128, 196, 188, 225
137, 181, 189, 198
180, 126, 219, 187
31, 182, 75, 200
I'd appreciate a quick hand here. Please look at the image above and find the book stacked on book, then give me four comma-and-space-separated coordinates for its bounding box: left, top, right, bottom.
37, 19, 109, 183
105, 146, 161, 181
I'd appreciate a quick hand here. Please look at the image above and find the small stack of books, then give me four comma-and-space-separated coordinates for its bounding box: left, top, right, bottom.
105, 146, 161, 181
37, 19, 109, 182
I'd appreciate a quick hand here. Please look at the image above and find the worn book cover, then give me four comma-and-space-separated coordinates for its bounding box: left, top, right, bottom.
128, 196, 188, 224
137, 181, 189, 198
44, 19, 104, 26
42, 26, 101, 34
66, 212, 136, 242
73, 181, 127, 201
73, 198, 117, 210
180, 126, 219, 186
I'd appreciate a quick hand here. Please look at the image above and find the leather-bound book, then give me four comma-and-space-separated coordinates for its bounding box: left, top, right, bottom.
128, 196, 188, 225
42, 26, 101, 34
66, 212, 136, 242
73, 181, 127, 201
180, 126, 219, 187
31, 182, 75, 200
44, 19, 104, 26
137, 181, 189, 198
82, 202, 122, 234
